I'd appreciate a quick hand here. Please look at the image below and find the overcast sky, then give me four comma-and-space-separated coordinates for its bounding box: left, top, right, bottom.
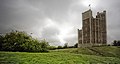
0, 0, 120, 46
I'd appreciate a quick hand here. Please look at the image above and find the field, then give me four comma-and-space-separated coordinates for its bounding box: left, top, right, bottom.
0, 46, 120, 64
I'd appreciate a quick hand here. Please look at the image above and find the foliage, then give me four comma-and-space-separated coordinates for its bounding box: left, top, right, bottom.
113, 40, 120, 46
107, 44, 111, 46
68, 46, 74, 48
74, 43, 78, 48
47, 46, 57, 50
63, 43, 68, 48
0, 31, 49, 52
57, 46, 63, 49
0, 35, 4, 50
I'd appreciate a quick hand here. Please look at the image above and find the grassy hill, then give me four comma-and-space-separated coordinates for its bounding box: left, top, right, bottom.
51, 46, 120, 58
0, 46, 120, 64
77, 46, 120, 58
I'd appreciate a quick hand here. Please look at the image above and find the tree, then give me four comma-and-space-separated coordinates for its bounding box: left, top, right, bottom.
113, 40, 120, 46
63, 43, 68, 48
2, 31, 33, 51
1, 30, 49, 52
117, 41, 120, 46
47, 46, 56, 50
113, 40, 117, 46
0, 35, 3, 50
39, 40, 49, 52
57, 46, 63, 49
74, 43, 78, 48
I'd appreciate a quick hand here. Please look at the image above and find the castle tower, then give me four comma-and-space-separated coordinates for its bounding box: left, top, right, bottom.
96, 11, 107, 44
78, 9, 107, 47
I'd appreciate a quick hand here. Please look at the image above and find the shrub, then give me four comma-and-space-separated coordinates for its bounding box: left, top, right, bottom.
0, 31, 49, 52
68, 46, 74, 48
47, 46, 56, 50
63, 43, 68, 48
113, 40, 120, 46
57, 46, 63, 49
74, 43, 78, 48
0, 35, 3, 50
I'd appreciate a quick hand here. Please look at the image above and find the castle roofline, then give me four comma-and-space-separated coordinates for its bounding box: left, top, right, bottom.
82, 9, 92, 14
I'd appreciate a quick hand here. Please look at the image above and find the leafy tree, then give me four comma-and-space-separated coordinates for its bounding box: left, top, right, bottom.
118, 41, 120, 46
2, 31, 32, 51
63, 43, 68, 48
39, 40, 49, 52
113, 40, 120, 46
47, 46, 56, 50
57, 46, 63, 49
113, 40, 117, 46
68, 46, 74, 48
74, 43, 78, 48
1, 30, 49, 52
0, 35, 4, 50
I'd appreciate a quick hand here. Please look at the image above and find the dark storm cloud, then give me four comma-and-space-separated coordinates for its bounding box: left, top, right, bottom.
0, 0, 120, 46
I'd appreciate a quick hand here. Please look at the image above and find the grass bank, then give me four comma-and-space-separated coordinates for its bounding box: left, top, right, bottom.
0, 46, 120, 64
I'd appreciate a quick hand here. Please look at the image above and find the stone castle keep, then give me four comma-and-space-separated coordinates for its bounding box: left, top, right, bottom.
78, 9, 107, 47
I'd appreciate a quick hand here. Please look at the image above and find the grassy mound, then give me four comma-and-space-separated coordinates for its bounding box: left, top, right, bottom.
51, 46, 120, 58
77, 46, 120, 58
0, 52, 120, 64
0, 46, 120, 64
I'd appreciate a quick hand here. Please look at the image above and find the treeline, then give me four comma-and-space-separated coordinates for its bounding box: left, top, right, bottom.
48, 43, 78, 50
112, 40, 120, 46
0, 31, 49, 52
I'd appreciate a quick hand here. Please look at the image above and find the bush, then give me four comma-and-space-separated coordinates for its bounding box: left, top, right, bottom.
74, 43, 78, 48
47, 46, 56, 50
68, 46, 74, 48
107, 44, 111, 46
39, 40, 49, 52
0, 35, 4, 50
0, 31, 49, 52
63, 43, 68, 48
57, 46, 63, 49
113, 40, 120, 46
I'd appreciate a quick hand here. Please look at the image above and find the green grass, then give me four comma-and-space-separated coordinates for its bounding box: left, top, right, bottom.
0, 46, 120, 64
77, 46, 120, 58
50, 46, 120, 58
